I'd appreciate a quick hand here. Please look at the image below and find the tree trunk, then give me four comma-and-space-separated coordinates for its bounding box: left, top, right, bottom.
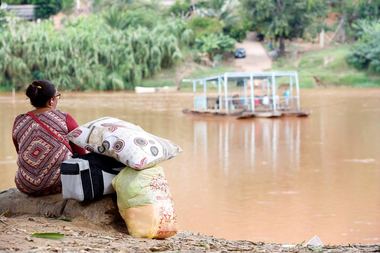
279, 37, 285, 56
332, 16, 346, 43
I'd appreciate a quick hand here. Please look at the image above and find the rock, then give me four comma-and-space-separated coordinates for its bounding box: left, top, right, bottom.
305, 235, 324, 247
0, 188, 120, 225
63, 196, 121, 225
0, 188, 65, 217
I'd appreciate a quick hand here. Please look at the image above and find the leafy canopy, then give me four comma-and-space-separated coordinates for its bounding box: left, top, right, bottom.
241, 0, 326, 53
346, 20, 380, 73
4, 0, 74, 19
195, 33, 236, 60
0, 12, 188, 91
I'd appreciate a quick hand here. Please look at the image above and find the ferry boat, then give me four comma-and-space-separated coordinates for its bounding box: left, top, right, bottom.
183, 71, 309, 119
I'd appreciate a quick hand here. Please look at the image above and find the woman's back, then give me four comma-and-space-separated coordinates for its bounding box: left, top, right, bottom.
12, 110, 72, 196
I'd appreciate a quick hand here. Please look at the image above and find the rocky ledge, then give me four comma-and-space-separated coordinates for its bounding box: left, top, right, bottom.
0, 188, 379, 252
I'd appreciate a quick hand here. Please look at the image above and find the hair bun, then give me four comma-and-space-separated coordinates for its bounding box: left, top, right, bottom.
26, 82, 41, 99
26, 80, 56, 108
31, 81, 42, 90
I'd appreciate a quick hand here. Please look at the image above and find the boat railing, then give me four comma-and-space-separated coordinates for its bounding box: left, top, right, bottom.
194, 94, 299, 113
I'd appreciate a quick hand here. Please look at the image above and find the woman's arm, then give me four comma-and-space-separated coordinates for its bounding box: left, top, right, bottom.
12, 115, 23, 153
12, 136, 19, 153
66, 113, 87, 155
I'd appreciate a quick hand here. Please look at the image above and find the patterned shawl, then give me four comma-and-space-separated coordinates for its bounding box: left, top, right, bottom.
12, 110, 72, 196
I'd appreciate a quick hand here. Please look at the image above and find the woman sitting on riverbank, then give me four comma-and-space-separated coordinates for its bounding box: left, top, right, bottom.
12, 80, 86, 196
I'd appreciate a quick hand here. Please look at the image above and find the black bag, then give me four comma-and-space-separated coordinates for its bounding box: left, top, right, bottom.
60, 153, 125, 202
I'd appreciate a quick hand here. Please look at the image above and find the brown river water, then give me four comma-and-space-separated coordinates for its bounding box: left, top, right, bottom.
0, 89, 379, 244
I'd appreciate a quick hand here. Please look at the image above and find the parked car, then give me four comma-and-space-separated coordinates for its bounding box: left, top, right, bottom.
234, 48, 246, 58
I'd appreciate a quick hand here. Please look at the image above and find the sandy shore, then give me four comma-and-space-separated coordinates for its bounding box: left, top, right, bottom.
0, 188, 379, 252
0, 214, 379, 253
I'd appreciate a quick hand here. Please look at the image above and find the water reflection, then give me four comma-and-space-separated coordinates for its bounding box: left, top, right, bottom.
193, 119, 301, 173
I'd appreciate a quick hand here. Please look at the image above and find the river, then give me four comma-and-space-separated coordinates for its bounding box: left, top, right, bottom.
1, 89, 379, 244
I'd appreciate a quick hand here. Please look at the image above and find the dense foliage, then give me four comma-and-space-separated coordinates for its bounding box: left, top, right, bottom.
329, 0, 380, 38
194, 0, 248, 42
195, 33, 236, 61
4, 0, 74, 19
346, 20, 380, 73
169, 0, 248, 42
241, 0, 327, 54
0, 12, 191, 91
168, 0, 192, 17
0, 10, 7, 30
0, 0, 245, 91
187, 16, 223, 38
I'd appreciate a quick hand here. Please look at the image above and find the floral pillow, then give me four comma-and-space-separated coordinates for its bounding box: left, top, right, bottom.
67, 117, 182, 170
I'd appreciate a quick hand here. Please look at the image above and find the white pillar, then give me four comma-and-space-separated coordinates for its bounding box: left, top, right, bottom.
271, 72, 277, 111
217, 77, 222, 111
192, 80, 197, 109
203, 79, 207, 110
295, 72, 301, 111
224, 73, 228, 113
250, 74, 254, 112
320, 28, 325, 48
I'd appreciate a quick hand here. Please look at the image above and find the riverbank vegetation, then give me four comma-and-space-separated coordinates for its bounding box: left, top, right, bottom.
0, 4, 192, 91
274, 44, 380, 88
274, 9, 380, 88
0, 0, 380, 91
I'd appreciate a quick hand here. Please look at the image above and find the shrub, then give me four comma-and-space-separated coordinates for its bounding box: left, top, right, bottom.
187, 16, 223, 38
346, 20, 380, 73
0, 14, 185, 91
168, 0, 192, 17
5, 0, 64, 19
194, 33, 235, 61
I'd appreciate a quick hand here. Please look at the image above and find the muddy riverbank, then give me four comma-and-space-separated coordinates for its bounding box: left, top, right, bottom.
1, 215, 379, 252
0, 188, 379, 252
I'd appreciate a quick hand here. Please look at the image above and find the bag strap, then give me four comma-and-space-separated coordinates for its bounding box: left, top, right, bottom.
27, 111, 73, 153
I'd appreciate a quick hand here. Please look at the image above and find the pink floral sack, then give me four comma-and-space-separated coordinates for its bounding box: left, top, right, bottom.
68, 117, 182, 170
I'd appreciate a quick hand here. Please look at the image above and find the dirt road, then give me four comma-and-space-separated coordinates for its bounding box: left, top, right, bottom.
234, 32, 272, 71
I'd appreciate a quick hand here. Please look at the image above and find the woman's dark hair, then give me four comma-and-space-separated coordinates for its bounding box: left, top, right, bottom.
26, 80, 56, 108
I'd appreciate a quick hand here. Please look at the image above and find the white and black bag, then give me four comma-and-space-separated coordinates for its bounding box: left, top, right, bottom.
61, 153, 125, 202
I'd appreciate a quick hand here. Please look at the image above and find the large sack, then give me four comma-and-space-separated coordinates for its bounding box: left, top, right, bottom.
67, 117, 182, 170
61, 153, 125, 202
112, 166, 177, 239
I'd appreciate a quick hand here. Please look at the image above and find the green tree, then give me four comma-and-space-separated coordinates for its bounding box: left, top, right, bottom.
193, 0, 249, 41
346, 20, 380, 73
329, 0, 380, 40
187, 16, 223, 38
31, 0, 62, 19
241, 0, 326, 55
168, 0, 192, 17
4, 0, 72, 19
195, 33, 235, 61
0, 10, 7, 30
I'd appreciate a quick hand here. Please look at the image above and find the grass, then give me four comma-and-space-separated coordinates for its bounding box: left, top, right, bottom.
273, 44, 380, 88
139, 57, 235, 92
